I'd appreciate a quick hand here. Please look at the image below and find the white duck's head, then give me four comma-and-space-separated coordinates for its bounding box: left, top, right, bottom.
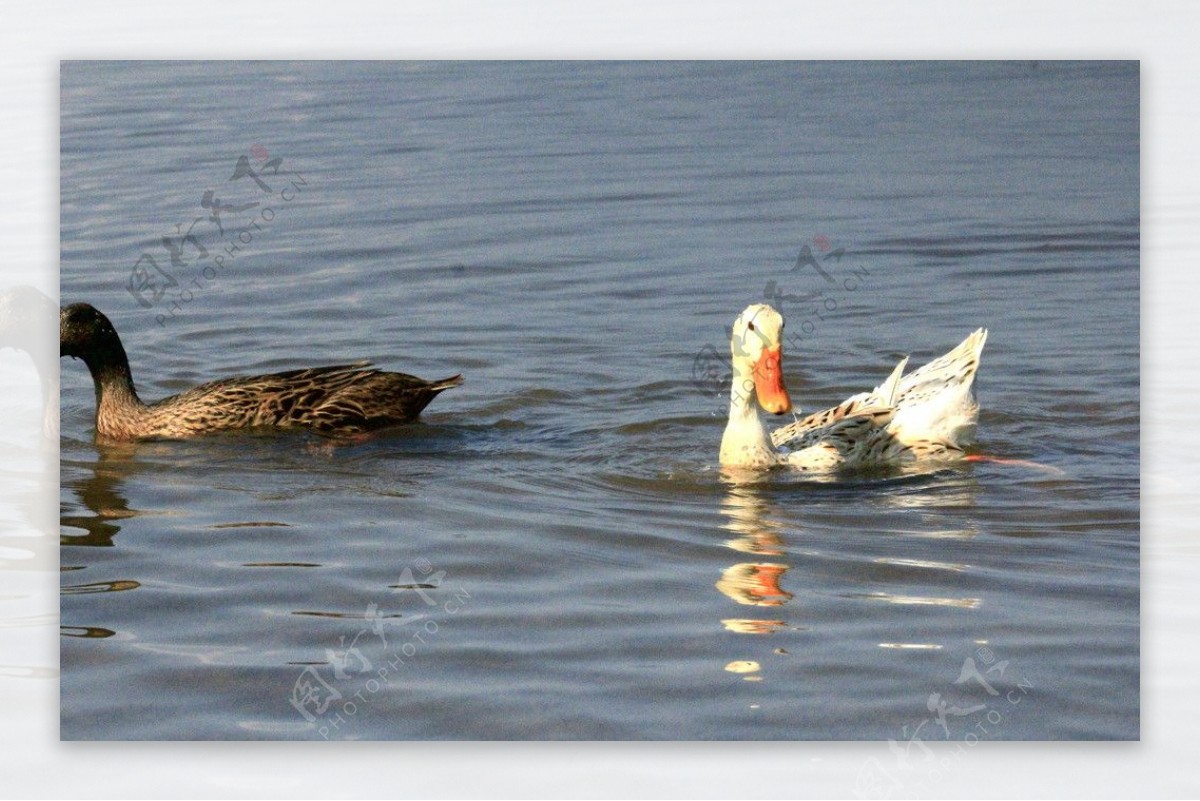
729, 304, 792, 416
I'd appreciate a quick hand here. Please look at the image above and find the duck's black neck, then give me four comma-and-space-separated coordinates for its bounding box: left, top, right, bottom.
83, 337, 144, 412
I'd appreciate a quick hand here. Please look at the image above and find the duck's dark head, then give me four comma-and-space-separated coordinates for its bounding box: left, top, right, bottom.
61, 302, 130, 374
61, 303, 143, 417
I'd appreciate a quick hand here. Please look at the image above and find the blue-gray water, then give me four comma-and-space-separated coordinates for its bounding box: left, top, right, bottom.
59, 61, 1138, 740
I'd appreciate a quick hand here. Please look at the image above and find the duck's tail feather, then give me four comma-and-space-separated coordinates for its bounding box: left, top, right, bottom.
874, 356, 909, 407
897, 328, 987, 401
429, 374, 464, 392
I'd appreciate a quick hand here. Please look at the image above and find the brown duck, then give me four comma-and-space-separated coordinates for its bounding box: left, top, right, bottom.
60, 303, 462, 441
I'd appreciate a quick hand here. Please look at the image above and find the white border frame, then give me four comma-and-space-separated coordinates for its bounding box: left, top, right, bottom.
3, 1, 1194, 797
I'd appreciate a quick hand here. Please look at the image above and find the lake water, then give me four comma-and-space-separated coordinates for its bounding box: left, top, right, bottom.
59, 61, 1138, 741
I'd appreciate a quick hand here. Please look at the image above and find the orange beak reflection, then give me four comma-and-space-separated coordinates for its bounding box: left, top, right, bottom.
752, 346, 791, 415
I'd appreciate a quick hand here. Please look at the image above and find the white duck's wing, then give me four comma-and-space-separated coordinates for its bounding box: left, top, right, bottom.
889, 328, 987, 449
771, 356, 907, 449
895, 328, 987, 403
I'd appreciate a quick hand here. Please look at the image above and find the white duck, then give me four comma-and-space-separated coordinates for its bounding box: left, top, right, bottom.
718, 304, 987, 472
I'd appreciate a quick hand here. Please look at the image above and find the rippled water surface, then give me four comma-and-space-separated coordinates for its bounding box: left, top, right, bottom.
59, 61, 1138, 740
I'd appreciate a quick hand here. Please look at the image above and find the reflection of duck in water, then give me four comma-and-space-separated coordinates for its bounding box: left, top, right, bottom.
0, 285, 59, 440
718, 481, 785, 556
719, 304, 987, 471
715, 478, 794, 635
60, 303, 462, 441
61, 443, 143, 548
715, 562, 794, 607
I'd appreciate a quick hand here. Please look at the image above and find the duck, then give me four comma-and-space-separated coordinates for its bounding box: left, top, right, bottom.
60, 302, 462, 441
718, 303, 986, 471
1, 285, 59, 440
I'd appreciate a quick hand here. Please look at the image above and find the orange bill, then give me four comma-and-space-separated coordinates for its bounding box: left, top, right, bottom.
752, 346, 791, 414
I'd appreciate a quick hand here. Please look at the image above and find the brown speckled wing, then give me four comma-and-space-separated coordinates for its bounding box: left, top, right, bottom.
140, 364, 460, 438
770, 396, 891, 449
